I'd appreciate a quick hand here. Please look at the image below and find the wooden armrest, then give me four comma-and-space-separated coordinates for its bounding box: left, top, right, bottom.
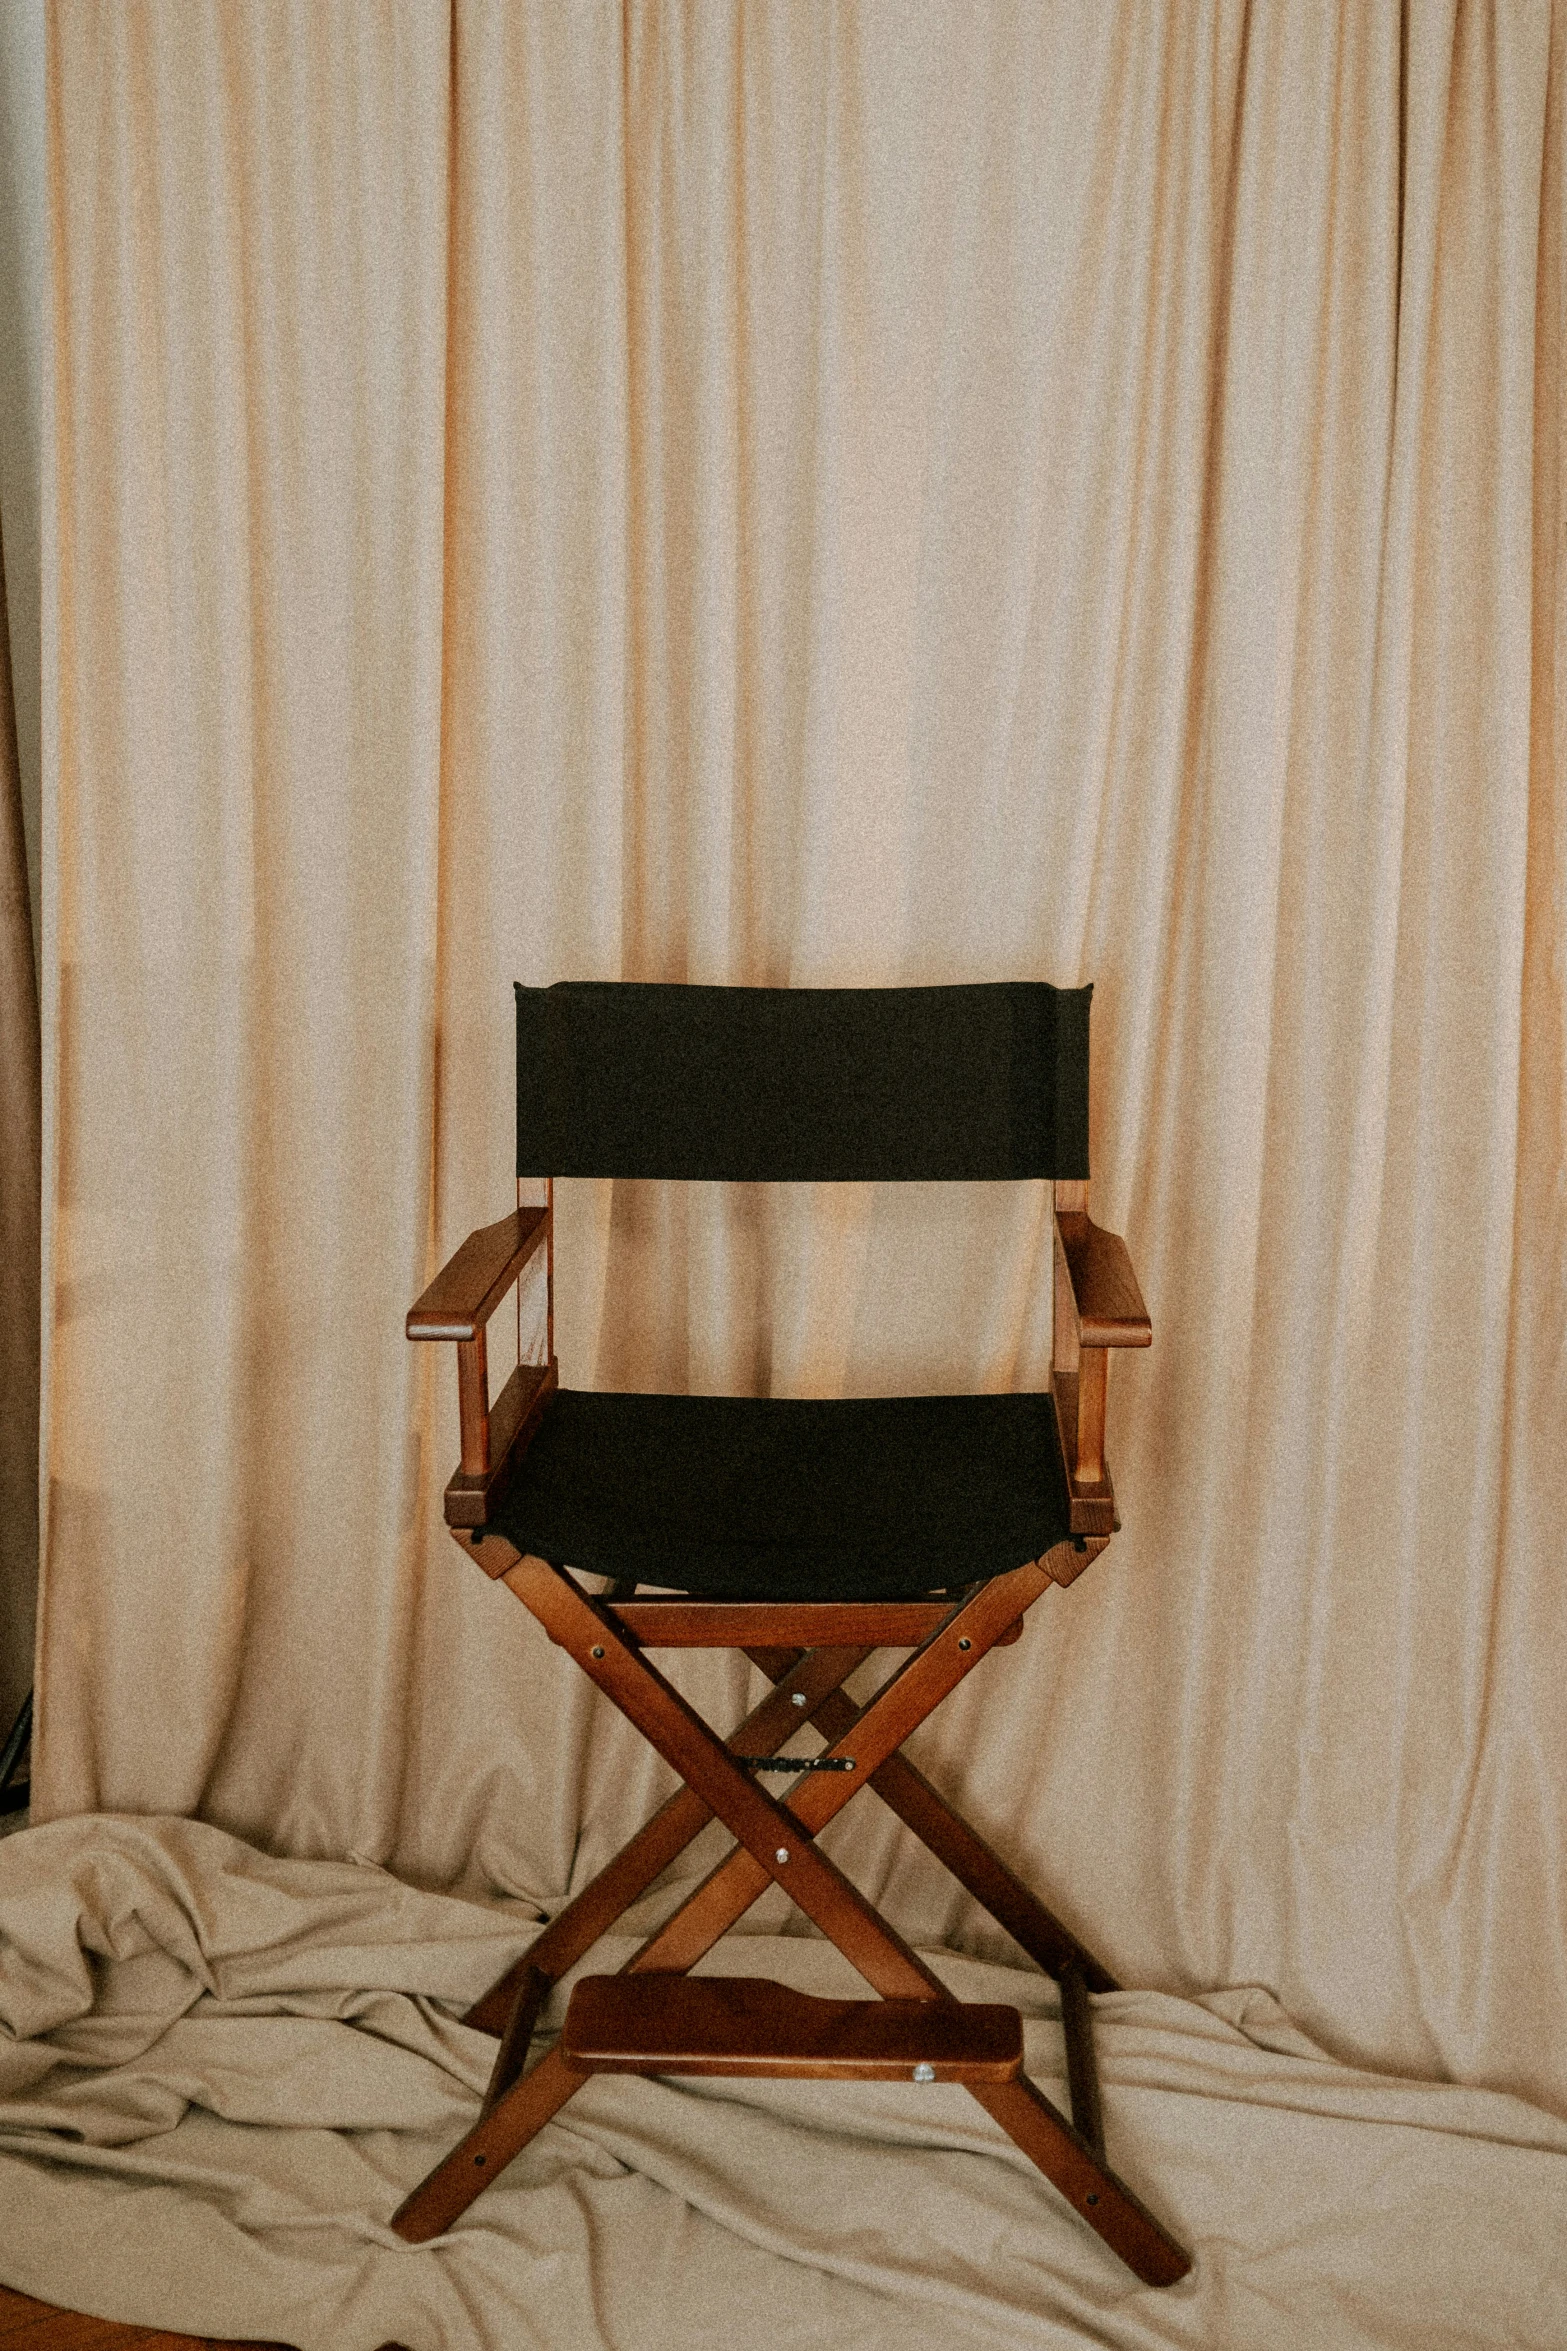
407, 1207, 549, 1341
1053, 1212, 1150, 1347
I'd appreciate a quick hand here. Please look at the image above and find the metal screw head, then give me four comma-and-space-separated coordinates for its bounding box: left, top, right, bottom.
912, 2062, 937, 2083
791, 1691, 808, 1707
958, 1638, 972, 1651
774, 1847, 790, 1864
590, 1645, 605, 1659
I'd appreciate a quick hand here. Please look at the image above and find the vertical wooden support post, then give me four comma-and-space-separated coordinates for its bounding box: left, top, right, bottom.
545, 1175, 555, 1369
457, 1327, 490, 1476
1077, 1349, 1106, 1484
1053, 1179, 1084, 1384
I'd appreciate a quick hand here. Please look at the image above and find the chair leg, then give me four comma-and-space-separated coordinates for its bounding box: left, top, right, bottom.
399, 1550, 1190, 2283
398, 1772, 1184, 2282
399, 1831, 1185, 2285
395, 1577, 1036, 2246
479, 1965, 549, 2116
503, 1555, 1191, 2285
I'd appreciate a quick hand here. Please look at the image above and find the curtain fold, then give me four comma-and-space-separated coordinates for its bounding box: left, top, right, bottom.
0, 506, 40, 1738
0, 0, 45, 1754
33, 0, 1567, 2144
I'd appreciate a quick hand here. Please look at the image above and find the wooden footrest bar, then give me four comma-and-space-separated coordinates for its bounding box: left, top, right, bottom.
561, 1975, 1023, 2082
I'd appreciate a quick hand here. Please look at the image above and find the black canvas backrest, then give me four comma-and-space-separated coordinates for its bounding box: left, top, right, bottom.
515, 980, 1090, 1182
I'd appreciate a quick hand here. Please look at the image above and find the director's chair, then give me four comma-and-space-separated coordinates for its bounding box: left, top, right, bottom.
395, 979, 1189, 2285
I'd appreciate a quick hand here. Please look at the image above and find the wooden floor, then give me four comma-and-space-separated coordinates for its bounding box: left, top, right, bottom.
0, 2286, 292, 2351
0, 2289, 404, 2351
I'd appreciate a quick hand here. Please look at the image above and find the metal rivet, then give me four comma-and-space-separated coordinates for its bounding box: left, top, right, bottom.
791, 1691, 808, 1707
958, 1638, 971, 1651
775, 1848, 790, 1864
590, 1645, 605, 1659
1086, 2192, 1099, 2206
912, 2062, 936, 2083
474, 2154, 487, 2167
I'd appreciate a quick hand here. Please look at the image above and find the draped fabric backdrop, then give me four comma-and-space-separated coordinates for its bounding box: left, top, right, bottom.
33, 0, 1567, 2194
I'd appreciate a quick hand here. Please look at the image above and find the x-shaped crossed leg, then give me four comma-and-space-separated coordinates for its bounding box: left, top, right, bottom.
392, 1546, 1188, 2286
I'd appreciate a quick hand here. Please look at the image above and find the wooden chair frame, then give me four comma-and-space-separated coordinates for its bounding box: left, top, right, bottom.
395, 1174, 1188, 2287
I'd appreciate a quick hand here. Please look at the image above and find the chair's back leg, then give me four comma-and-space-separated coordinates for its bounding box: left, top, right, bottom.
480, 1965, 549, 2116
1058, 1959, 1105, 2158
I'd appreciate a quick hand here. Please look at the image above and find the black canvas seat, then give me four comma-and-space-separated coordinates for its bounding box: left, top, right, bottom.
489, 1387, 1074, 1601
396, 977, 1188, 2286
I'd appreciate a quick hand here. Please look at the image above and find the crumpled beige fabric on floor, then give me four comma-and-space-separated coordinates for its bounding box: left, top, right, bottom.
2, 1815, 1564, 2350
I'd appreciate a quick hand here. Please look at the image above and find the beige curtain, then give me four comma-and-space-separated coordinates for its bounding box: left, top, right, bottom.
35, 0, 1566, 2176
